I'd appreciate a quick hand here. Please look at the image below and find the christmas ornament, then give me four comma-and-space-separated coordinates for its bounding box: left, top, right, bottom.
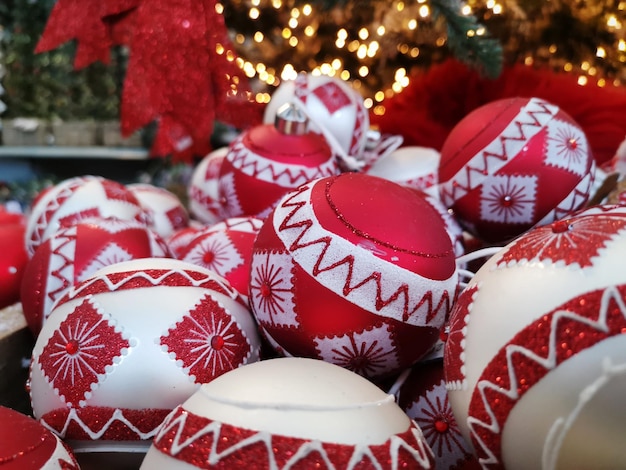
0, 213, 28, 309
188, 147, 228, 225
438, 97, 596, 243
20, 218, 170, 337
25, 175, 146, 257
166, 224, 204, 259
0, 405, 80, 469
29, 257, 261, 455
140, 357, 435, 469
128, 183, 189, 239
370, 59, 626, 168
366, 146, 441, 197
263, 73, 370, 167
219, 102, 339, 219
249, 172, 459, 379
394, 359, 479, 469
444, 206, 626, 469
179, 217, 263, 301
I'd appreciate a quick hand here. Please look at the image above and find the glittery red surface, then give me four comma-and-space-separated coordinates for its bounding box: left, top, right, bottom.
36, 0, 263, 162
497, 214, 626, 268
39, 298, 130, 406
160, 294, 252, 383
41, 406, 171, 441
444, 284, 478, 387
153, 406, 435, 469
466, 284, 626, 467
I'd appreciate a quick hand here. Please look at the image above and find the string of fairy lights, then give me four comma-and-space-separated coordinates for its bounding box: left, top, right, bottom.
217, 0, 626, 116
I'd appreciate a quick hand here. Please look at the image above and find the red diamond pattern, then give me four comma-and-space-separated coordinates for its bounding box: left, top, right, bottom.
160, 294, 251, 383
39, 298, 130, 407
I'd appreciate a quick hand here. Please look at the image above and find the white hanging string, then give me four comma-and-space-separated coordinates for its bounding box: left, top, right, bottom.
456, 246, 503, 288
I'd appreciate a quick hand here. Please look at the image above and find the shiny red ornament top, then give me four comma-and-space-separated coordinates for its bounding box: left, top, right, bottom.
311, 173, 457, 281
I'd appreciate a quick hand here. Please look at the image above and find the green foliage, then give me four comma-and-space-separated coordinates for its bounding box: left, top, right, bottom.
431, 0, 502, 79
1, 0, 121, 120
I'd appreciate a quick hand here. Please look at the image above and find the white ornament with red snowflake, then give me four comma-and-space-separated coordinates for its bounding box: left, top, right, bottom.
29, 257, 261, 453
141, 357, 435, 470
444, 206, 626, 469
250, 173, 459, 380
128, 183, 190, 239
438, 97, 596, 243
179, 217, 263, 301
25, 175, 147, 257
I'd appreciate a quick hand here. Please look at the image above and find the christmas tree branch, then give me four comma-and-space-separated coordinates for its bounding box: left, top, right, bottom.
430, 0, 503, 78
299, 0, 503, 79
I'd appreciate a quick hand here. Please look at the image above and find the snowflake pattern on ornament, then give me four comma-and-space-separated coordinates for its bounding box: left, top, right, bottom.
249, 251, 298, 327
480, 174, 537, 224
312, 81, 352, 114
314, 324, 399, 377
76, 242, 133, 282
407, 380, 473, 466
497, 215, 626, 268
160, 295, 250, 383
544, 119, 589, 177
217, 172, 243, 218
39, 298, 130, 407
184, 234, 241, 276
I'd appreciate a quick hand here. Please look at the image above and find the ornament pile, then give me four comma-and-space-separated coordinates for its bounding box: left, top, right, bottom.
7, 72, 621, 468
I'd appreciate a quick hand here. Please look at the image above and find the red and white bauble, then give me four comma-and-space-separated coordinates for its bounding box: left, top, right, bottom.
29, 257, 261, 453
128, 183, 189, 239
179, 217, 263, 301
188, 147, 228, 225
249, 172, 459, 379
263, 73, 370, 160
25, 175, 146, 257
218, 119, 339, 219
395, 359, 478, 469
0, 406, 80, 469
438, 97, 596, 243
20, 218, 170, 337
140, 357, 435, 469
444, 206, 626, 469
166, 224, 204, 259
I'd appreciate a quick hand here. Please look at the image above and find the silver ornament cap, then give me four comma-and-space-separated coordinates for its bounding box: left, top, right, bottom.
275, 102, 308, 135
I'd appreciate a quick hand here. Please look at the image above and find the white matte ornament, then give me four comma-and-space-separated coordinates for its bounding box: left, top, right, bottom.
444, 206, 626, 469
140, 357, 435, 469
29, 257, 261, 455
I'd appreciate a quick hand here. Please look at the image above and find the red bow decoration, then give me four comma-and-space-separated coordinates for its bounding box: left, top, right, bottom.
36, 0, 263, 162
